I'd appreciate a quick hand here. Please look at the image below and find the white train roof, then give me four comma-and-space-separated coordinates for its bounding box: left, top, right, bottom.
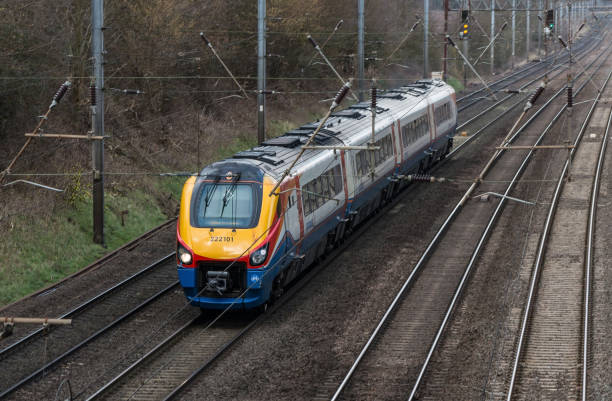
211, 79, 455, 181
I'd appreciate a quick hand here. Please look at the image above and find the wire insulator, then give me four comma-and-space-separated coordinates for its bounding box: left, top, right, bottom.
307, 34, 318, 49
558, 36, 568, 48
90, 84, 96, 106
330, 81, 351, 110
446, 35, 456, 48
49, 81, 71, 108
53, 81, 71, 102
200, 32, 211, 46
567, 86, 573, 108
530, 86, 545, 104
405, 174, 443, 183
371, 85, 377, 110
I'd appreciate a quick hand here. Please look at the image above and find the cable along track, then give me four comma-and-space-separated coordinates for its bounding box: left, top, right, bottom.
505, 70, 612, 401
328, 37, 610, 401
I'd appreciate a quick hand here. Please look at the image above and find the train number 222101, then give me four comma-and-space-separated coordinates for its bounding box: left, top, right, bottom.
209, 236, 234, 242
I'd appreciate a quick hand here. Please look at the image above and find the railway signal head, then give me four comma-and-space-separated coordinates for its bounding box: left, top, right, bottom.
460, 10, 470, 40
546, 9, 555, 29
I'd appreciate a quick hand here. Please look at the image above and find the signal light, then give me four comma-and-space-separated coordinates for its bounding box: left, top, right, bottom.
546, 9, 555, 29
460, 10, 470, 39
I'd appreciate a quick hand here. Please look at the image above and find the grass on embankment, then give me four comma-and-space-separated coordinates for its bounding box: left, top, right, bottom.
0, 185, 169, 307
0, 119, 301, 307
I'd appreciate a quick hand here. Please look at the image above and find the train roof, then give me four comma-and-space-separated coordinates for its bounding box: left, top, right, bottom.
202, 79, 455, 181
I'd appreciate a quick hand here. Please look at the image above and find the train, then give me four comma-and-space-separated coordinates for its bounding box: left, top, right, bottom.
176, 79, 457, 311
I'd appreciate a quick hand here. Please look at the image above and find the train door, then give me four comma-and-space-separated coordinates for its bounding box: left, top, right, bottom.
284, 188, 301, 244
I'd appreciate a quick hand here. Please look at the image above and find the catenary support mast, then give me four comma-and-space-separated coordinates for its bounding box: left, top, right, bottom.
358, 0, 365, 101
257, 0, 266, 143
92, 0, 105, 245
424, 0, 430, 78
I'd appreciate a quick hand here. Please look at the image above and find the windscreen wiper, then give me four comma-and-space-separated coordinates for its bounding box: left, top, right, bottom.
220, 173, 241, 217
203, 176, 221, 215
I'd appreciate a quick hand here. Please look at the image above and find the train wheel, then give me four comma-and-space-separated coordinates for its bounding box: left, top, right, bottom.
272, 273, 284, 300
257, 301, 269, 314
440, 140, 452, 160
418, 161, 424, 173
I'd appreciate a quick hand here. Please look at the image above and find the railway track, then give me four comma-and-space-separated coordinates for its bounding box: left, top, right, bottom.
74, 39, 595, 401
327, 35, 610, 401
0, 254, 179, 398
504, 66, 612, 401
0, 31, 600, 401
456, 37, 590, 113
86, 179, 435, 400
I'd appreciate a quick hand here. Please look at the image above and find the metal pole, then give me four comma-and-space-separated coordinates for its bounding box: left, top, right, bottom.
538, 0, 542, 58
559, 5, 563, 38
92, 0, 105, 246
527, 0, 531, 60
257, 0, 266, 143
490, 0, 495, 75
424, 0, 430, 78
463, 28, 469, 87
444, 0, 449, 80
512, 0, 516, 68
567, 2, 573, 179
358, 0, 365, 101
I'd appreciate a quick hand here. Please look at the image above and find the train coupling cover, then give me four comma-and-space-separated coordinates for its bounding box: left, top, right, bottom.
206, 271, 230, 295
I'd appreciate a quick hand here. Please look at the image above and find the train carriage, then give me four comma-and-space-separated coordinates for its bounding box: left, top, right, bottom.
177, 79, 457, 311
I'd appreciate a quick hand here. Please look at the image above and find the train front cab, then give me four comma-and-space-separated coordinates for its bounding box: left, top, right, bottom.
176, 163, 285, 311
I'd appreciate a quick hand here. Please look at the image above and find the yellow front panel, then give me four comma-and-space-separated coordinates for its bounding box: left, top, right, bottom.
179, 175, 279, 260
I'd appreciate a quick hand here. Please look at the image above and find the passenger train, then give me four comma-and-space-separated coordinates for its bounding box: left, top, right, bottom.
176, 79, 457, 311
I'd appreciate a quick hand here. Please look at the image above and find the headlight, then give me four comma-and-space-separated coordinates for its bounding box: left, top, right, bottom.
250, 243, 268, 266
177, 243, 193, 265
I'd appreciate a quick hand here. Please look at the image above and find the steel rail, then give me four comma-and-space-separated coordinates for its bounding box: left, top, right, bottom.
582, 73, 612, 401
161, 105, 516, 399
449, 37, 597, 157
455, 36, 592, 106
85, 317, 198, 400
457, 35, 596, 112
89, 154, 452, 400
410, 59, 612, 401
505, 69, 612, 401
0, 253, 175, 359
456, 53, 552, 104
330, 39, 609, 401
39, 33, 604, 397
456, 54, 573, 130
82, 59, 568, 398
0, 219, 176, 314
0, 280, 180, 399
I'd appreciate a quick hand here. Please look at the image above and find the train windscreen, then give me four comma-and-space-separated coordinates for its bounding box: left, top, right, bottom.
192, 183, 261, 228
